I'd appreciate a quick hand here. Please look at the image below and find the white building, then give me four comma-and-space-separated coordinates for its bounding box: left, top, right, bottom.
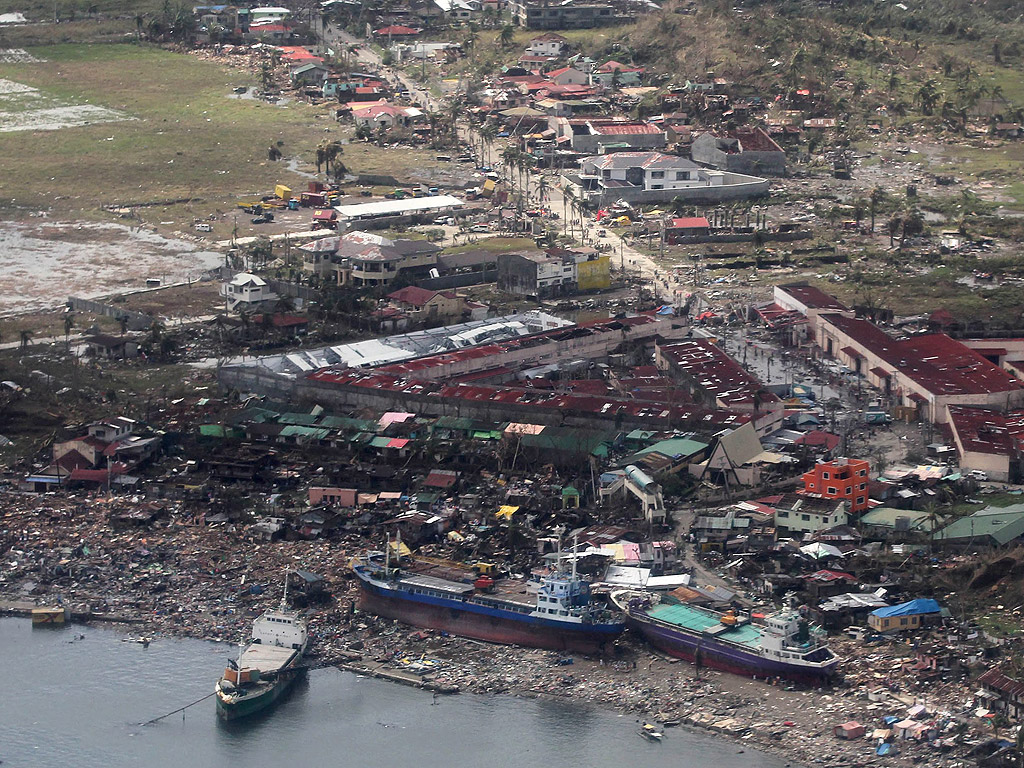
566, 150, 770, 205
526, 32, 568, 57
249, 6, 290, 23
433, 0, 480, 19
773, 494, 848, 535
221, 272, 278, 312
579, 152, 718, 194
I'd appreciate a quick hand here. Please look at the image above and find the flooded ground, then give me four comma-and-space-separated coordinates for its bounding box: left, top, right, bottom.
0, 76, 129, 132
0, 219, 224, 315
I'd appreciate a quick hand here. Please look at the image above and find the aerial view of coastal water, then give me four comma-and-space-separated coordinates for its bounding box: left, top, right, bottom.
0, 618, 793, 768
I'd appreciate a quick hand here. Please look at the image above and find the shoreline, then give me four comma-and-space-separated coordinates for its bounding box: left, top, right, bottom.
0, 595, 961, 768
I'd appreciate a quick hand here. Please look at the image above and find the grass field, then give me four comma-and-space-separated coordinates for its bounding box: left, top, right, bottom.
0, 43, 323, 215
0, 43, 438, 228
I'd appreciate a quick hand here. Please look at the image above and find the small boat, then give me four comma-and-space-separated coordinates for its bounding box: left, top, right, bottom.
32, 606, 69, 626
638, 723, 663, 741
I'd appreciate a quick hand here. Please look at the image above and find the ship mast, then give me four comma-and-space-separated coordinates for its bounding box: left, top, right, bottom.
280, 569, 289, 611
571, 533, 578, 580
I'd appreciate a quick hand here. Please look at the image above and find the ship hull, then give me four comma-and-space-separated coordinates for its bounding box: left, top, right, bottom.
216, 666, 303, 720
357, 577, 623, 655
626, 613, 838, 685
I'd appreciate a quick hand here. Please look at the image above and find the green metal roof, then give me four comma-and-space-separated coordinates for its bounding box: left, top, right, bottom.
370, 435, 392, 448
318, 416, 379, 432
521, 428, 614, 457
933, 504, 1024, 545
278, 412, 321, 426
229, 407, 278, 425
634, 437, 708, 459
859, 507, 944, 532
647, 603, 762, 650
280, 425, 330, 439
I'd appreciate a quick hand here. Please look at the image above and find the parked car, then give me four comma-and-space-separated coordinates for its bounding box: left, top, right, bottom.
194, 223, 212, 232
469, 224, 490, 233
968, 469, 989, 481
251, 216, 269, 224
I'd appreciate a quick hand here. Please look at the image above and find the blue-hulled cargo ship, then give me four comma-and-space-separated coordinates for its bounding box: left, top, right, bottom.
610, 590, 839, 684
352, 549, 625, 655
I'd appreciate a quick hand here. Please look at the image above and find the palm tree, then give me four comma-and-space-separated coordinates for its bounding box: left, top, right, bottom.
63, 314, 74, 349
562, 186, 574, 234
445, 100, 461, 145
479, 122, 498, 166
869, 186, 885, 234
498, 24, 514, 49
915, 79, 941, 116
520, 154, 536, 205
317, 139, 345, 175
500, 144, 520, 194
898, 207, 924, 252
536, 175, 549, 203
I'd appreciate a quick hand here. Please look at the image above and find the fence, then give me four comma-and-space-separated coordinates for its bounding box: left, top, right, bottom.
416, 268, 498, 291
67, 297, 153, 331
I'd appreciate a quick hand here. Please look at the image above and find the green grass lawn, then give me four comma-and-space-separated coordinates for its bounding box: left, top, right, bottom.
445, 236, 535, 254
0, 43, 441, 228
0, 43, 325, 216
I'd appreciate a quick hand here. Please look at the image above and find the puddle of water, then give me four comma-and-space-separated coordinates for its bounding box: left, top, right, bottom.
0, 220, 224, 315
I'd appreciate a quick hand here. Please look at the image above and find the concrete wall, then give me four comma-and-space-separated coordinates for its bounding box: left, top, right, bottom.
417, 268, 498, 290
67, 297, 153, 332
220, 363, 723, 433
269, 281, 317, 301
581, 172, 769, 205
218, 320, 696, 429
665, 230, 811, 245
691, 134, 787, 176
818, 316, 1024, 423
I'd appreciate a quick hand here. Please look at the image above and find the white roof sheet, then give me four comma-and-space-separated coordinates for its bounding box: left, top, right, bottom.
335, 195, 464, 219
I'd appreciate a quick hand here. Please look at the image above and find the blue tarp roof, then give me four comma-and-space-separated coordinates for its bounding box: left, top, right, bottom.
870, 598, 941, 618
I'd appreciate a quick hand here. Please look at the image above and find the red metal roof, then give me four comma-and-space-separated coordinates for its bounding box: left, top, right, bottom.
374, 25, 419, 35
947, 404, 1024, 456
590, 122, 661, 135
822, 313, 1024, 397
669, 217, 710, 229
659, 339, 780, 409
777, 283, 851, 312
979, 667, 1024, 699
387, 285, 440, 307
423, 469, 458, 488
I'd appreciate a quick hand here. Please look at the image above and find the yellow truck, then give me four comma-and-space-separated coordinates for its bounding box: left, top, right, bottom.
274, 184, 292, 200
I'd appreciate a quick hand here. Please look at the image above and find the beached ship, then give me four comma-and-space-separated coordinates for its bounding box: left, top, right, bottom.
215, 579, 309, 720
352, 540, 625, 654
610, 590, 839, 684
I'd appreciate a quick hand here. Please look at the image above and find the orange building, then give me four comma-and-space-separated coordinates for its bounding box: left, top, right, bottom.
801, 457, 871, 514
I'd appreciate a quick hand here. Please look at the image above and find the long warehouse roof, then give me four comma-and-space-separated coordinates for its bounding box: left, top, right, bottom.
335, 195, 464, 219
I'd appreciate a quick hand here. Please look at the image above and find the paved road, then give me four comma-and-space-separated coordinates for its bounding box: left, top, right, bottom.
321, 24, 686, 306
463, 122, 685, 304
322, 25, 441, 112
